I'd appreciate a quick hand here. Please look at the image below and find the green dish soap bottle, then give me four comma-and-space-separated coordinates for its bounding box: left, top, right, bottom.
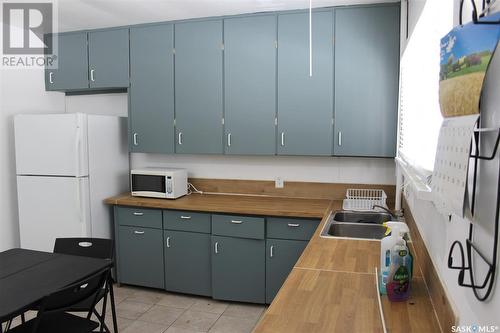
386, 237, 411, 302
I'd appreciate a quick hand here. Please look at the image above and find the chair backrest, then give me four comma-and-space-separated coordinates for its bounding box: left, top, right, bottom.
41, 267, 110, 313
53, 238, 114, 260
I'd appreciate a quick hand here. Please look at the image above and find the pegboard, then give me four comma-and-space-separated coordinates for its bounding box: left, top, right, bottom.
431, 114, 479, 217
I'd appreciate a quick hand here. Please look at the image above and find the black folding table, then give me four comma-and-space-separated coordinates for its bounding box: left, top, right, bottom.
0, 248, 113, 329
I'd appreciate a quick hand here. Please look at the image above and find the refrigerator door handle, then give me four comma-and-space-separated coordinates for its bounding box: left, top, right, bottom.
76, 178, 82, 224
77, 178, 89, 237
75, 120, 82, 177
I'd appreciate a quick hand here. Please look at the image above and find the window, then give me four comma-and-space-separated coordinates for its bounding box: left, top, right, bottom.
398, 0, 454, 172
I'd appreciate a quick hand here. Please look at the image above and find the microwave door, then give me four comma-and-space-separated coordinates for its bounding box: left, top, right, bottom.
132, 174, 166, 198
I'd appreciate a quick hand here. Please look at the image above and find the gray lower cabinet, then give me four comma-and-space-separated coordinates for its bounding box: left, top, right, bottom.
277, 10, 334, 156
117, 225, 165, 289
114, 207, 321, 304
211, 235, 265, 303
223, 14, 277, 155
334, 5, 400, 157
45, 32, 89, 91
129, 24, 175, 153
88, 28, 130, 89
265, 239, 308, 303
164, 230, 211, 296
175, 20, 223, 154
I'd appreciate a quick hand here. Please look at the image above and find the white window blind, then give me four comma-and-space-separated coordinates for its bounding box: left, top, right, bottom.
398, 0, 453, 172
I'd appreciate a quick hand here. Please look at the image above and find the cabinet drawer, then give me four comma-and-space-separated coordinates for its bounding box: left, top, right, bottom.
163, 210, 211, 233
267, 217, 320, 240
116, 207, 162, 229
212, 214, 265, 240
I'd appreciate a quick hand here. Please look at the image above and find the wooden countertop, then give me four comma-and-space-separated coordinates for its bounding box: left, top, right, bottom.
256, 268, 384, 333
105, 193, 441, 332
254, 201, 440, 333
104, 193, 331, 218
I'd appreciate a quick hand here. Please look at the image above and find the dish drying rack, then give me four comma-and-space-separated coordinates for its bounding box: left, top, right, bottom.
342, 189, 388, 211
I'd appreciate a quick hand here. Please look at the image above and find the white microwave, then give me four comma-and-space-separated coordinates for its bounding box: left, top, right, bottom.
131, 168, 188, 199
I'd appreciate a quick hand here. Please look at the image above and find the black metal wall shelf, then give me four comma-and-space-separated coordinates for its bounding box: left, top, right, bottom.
459, 0, 500, 25
448, 120, 500, 301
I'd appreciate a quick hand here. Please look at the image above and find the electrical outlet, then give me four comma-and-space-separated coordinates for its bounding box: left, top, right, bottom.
275, 177, 284, 188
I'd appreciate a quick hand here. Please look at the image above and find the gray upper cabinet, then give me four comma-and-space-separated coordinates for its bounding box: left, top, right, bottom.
224, 15, 277, 155
88, 28, 130, 89
277, 10, 334, 156
44, 5, 399, 157
45, 32, 89, 91
334, 5, 399, 157
175, 20, 223, 154
129, 25, 175, 153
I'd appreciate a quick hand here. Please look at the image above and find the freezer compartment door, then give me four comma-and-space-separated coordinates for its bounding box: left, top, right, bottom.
14, 113, 88, 177
17, 176, 91, 252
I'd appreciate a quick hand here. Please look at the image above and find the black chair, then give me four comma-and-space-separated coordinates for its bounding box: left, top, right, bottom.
7, 267, 110, 333
52, 238, 118, 333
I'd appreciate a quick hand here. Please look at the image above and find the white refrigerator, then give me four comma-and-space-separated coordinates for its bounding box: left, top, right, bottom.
15, 113, 129, 252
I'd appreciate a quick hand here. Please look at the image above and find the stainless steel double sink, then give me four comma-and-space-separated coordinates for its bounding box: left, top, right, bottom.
320, 210, 400, 240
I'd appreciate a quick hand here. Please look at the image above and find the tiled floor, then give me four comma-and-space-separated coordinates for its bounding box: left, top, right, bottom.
5, 284, 267, 333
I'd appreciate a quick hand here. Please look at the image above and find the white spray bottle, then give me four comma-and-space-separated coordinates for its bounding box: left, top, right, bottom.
379, 221, 409, 294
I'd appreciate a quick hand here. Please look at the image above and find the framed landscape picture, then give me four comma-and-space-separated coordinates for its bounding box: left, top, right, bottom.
439, 13, 500, 117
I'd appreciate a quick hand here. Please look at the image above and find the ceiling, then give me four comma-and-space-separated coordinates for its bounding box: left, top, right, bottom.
57, 0, 399, 32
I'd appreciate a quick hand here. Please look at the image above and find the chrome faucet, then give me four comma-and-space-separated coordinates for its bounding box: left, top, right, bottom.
372, 205, 402, 219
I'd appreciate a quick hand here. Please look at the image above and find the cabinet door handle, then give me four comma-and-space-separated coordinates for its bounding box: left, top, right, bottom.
134, 231, 145, 235
270, 245, 274, 258
281, 132, 285, 146
180, 216, 191, 220
133, 133, 138, 146
287, 223, 300, 227
166, 236, 170, 248
133, 212, 144, 216
227, 133, 231, 147
49, 72, 54, 84
338, 131, 342, 146
230, 220, 243, 224
214, 242, 219, 254
178, 132, 183, 145
90, 69, 95, 82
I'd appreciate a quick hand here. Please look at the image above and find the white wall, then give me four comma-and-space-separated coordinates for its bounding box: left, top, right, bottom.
401, 0, 500, 327
64, 93, 396, 184
131, 154, 396, 184
0, 69, 65, 251
65, 93, 128, 116
62, 78, 396, 186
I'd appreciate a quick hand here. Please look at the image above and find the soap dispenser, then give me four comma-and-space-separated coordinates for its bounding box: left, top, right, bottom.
386, 236, 412, 302
379, 222, 410, 294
